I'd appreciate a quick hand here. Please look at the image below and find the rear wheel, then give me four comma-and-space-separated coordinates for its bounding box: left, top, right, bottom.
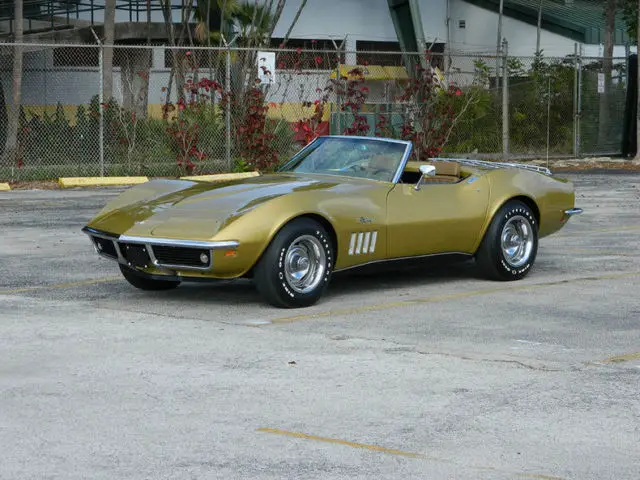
119, 264, 181, 291
253, 218, 334, 308
475, 200, 538, 281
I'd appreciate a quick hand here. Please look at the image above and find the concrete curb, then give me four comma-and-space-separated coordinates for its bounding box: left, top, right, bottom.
180, 171, 260, 181
0, 182, 10, 191
57, 176, 149, 188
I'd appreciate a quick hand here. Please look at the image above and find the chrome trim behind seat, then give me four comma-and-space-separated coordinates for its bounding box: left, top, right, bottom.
430, 157, 553, 175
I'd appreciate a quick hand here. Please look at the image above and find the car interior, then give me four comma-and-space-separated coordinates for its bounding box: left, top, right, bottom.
399, 160, 469, 184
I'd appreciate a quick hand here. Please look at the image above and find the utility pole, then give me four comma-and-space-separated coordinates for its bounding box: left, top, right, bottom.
5, 0, 23, 166
536, 0, 543, 54
496, 0, 504, 86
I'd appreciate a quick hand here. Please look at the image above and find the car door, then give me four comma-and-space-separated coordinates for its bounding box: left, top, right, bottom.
386, 174, 491, 258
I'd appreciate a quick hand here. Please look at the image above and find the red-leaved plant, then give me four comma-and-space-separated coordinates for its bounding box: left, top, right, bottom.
234, 86, 279, 171
396, 53, 467, 161
162, 77, 224, 174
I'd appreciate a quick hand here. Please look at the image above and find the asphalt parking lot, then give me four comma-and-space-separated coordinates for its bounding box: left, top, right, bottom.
1, 172, 639, 480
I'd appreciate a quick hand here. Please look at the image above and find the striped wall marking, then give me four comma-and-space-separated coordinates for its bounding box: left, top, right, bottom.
348, 231, 378, 256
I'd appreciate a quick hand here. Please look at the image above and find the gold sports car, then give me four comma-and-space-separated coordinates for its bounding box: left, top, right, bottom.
82, 135, 582, 308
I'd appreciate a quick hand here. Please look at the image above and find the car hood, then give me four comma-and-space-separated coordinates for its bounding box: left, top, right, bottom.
89, 173, 368, 239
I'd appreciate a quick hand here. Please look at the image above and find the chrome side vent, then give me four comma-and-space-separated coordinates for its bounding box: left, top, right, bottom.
348, 231, 378, 256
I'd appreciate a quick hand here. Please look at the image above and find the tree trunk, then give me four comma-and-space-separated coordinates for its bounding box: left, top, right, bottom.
103, 0, 116, 101
597, 0, 616, 150
5, 0, 23, 165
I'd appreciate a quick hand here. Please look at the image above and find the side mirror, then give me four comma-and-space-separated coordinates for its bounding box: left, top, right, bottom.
420, 165, 437, 176
414, 164, 437, 190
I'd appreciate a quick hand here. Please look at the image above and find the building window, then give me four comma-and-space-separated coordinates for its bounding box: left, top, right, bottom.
163, 48, 222, 69
53, 46, 148, 68
53, 47, 99, 67
356, 40, 402, 67
269, 38, 344, 70
357, 40, 445, 70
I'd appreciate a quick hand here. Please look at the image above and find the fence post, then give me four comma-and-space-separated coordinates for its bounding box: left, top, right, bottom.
576, 44, 583, 158
225, 47, 231, 171
502, 38, 509, 162
91, 28, 105, 177
573, 42, 579, 157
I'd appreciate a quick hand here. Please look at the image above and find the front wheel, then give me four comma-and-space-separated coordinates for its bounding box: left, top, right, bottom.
475, 200, 538, 281
253, 218, 334, 308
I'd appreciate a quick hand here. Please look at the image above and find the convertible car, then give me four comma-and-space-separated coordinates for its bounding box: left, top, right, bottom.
82, 135, 582, 308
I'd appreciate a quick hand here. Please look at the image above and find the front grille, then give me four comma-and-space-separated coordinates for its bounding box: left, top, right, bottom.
93, 237, 117, 258
153, 245, 211, 268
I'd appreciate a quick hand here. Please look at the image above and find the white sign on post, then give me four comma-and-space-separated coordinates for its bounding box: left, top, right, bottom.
257, 51, 276, 85
597, 72, 605, 93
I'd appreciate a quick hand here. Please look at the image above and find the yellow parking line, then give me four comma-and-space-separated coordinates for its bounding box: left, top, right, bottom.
597, 352, 640, 364
518, 475, 568, 480
257, 428, 567, 479
257, 428, 426, 459
0, 277, 120, 295
269, 271, 640, 325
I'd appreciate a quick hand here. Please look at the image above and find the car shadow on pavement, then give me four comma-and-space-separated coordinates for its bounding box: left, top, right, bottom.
325, 255, 478, 299
137, 255, 480, 307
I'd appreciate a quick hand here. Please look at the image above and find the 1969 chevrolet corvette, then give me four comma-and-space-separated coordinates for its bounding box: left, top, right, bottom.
82, 135, 582, 308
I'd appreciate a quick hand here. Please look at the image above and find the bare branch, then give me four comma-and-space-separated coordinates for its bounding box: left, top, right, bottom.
281, 0, 307, 47
267, 0, 287, 38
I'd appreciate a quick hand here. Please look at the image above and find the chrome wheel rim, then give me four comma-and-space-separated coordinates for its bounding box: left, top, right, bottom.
500, 215, 534, 268
284, 235, 326, 294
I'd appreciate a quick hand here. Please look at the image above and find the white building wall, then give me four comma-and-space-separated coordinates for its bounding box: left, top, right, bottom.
449, 0, 632, 58
271, 0, 448, 60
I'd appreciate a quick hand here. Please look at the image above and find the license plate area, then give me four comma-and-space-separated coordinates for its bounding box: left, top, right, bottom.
120, 243, 152, 268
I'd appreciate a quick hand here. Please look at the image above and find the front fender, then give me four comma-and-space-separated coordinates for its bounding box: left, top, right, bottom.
211, 184, 390, 275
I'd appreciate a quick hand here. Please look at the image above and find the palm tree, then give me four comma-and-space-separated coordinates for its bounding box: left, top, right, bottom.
193, 0, 240, 45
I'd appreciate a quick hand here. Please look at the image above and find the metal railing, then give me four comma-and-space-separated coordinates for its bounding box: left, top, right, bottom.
0, 1, 182, 36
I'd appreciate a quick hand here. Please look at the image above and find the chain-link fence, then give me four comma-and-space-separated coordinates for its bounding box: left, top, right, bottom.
0, 41, 631, 181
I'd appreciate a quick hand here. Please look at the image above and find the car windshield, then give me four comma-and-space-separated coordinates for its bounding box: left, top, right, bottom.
280, 137, 409, 183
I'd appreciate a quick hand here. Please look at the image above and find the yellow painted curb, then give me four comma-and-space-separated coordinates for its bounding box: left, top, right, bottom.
58, 176, 149, 188
180, 171, 260, 181
0, 183, 10, 191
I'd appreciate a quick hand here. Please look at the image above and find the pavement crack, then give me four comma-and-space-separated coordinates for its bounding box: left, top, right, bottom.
413, 350, 573, 372
88, 304, 242, 327
328, 334, 575, 372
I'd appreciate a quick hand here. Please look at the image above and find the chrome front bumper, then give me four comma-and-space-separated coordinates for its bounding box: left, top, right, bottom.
564, 208, 584, 217
82, 226, 239, 272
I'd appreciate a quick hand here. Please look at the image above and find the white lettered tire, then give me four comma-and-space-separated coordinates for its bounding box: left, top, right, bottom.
253, 217, 334, 308
475, 200, 539, 281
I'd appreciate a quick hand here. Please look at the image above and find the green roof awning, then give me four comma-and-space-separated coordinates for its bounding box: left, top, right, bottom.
463, 0, 630, 45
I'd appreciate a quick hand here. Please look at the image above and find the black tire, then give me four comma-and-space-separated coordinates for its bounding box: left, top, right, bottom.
119, 264, 181, 291
253, 217, 334, 308
475, 200, 538, 281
